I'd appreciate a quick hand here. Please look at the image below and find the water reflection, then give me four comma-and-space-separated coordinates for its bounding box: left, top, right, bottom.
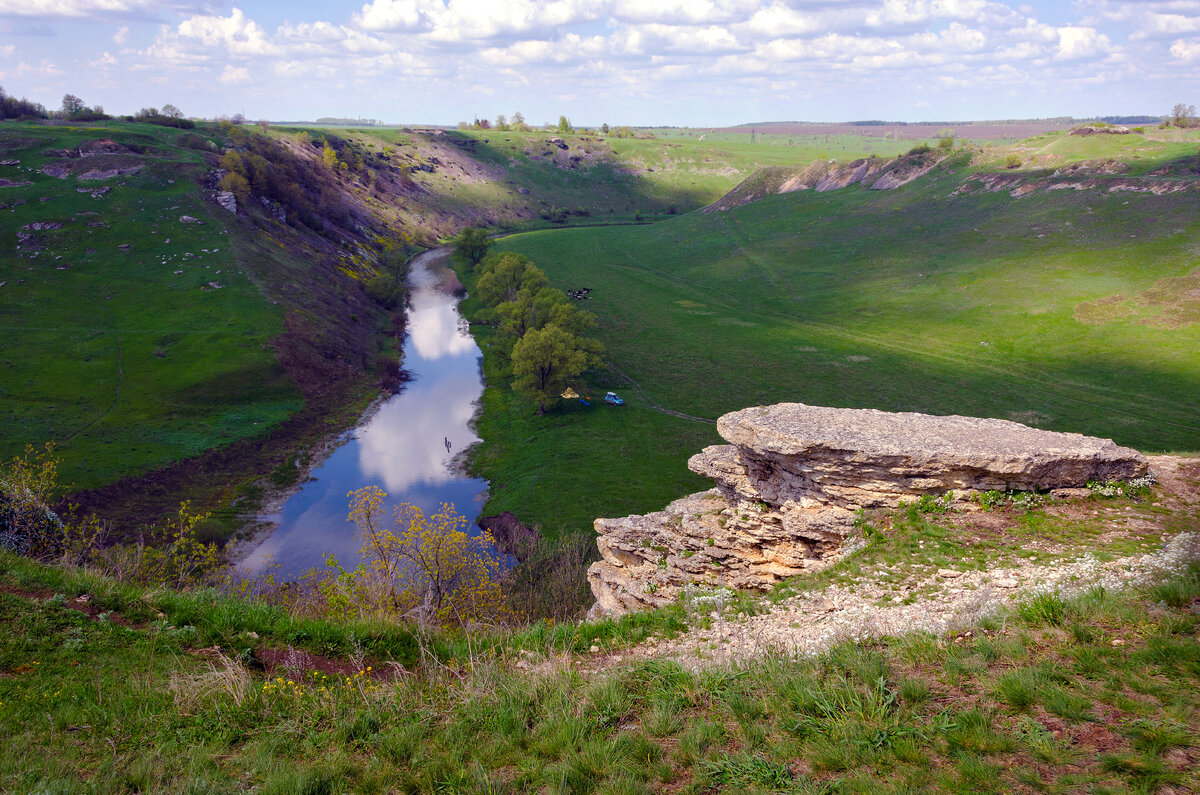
238, 249, 490, 578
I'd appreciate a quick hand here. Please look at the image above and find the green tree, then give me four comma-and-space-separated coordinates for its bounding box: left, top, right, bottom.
321, 140, 340, 170
1171, 102, 1196, 128
511, 324, 602, 413
343, 488, 509, 626
556, 115, 573, 134
161, 103, 183, 119
475, 253, 547, 305
600, 122, 610, 135
496, 286, 594, 343
61, 94, 85, 116
452, 226, 493, 267
218, 171, 251, 204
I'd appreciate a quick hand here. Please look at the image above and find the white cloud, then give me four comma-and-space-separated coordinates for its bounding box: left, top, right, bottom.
610, 0, 759, 25
89, 49, 117, 66
219, 64, 250, 84
1170, 36, 1200, 57
0, 0, 154, 16
353, 0, 440, 32
1054, 25, 1111, 59
742, 5, 820, 36
113, 24, 128, 43
175, 9, 282, 56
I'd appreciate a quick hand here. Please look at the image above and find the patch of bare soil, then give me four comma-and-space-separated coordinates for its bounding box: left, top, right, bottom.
1075, 294, 1135, 325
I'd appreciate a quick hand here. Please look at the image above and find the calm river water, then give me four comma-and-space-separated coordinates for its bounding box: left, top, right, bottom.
238, 248, 489, 578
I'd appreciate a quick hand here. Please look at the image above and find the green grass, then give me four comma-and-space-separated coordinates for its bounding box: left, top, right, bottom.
3, 549, 1197, 793
462, 139, 1200, 535
0, 122, 299, 490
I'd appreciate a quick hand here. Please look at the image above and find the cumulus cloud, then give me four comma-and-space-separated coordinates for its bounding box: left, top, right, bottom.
1054, 25, 1111, 59
113, 24, 128, 42
1170, 36, 1200, 57
219, 64, 250, 84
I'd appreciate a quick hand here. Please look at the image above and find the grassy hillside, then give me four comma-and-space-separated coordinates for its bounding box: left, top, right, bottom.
465, 132, 1200, 537
2, 516, 1198, 793
0, 123, 303, 490
272, 127, 912, 237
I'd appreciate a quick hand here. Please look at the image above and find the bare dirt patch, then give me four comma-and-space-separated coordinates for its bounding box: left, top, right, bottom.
1075, 295, 1134, 325
1134, 267, 1200, 329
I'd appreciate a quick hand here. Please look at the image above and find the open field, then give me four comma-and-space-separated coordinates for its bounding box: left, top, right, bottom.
466, 130, 1200, 538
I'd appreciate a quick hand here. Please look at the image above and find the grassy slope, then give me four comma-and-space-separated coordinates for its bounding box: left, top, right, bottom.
0, 123, 299, 490
2, 546, 1197, 793
293, 127, 916, 233
468, 132, 1200, 537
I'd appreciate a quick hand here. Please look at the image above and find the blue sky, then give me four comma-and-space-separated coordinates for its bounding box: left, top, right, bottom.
1, 0, 1197, 125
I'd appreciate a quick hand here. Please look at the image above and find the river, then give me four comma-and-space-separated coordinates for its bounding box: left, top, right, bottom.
237, 248, 490, 578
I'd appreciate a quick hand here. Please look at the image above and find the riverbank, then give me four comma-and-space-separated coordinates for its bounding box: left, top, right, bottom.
232, 247, 490, 578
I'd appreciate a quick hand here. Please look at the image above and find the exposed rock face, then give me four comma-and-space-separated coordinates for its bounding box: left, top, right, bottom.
588, 403, 1148, 617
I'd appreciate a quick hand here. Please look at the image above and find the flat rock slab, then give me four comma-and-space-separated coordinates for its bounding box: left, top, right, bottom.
718, 403, 1147, 499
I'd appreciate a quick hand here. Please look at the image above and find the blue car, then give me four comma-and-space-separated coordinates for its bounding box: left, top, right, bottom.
604, 391, 624, 406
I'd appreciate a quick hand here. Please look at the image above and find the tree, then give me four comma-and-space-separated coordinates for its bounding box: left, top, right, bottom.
496, 286, 594, 343
61, 94, 85, 116
511, 324, 601, 413
1171, 103, 1196, 128
556, 115, 573, 134
161, 103, 183, 119
452, 226, 493, 267
344, 488, 508, 625
475, 253, 547, 305
218, 171, 251, 205
511, 111, 527, 131
321, 140, 340, 170
600, 122, 609, 135
495, 113, 509, 131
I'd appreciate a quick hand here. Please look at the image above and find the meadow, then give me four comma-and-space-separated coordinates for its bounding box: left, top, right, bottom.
466, 130, 1200, 538
0, 123, 299, 491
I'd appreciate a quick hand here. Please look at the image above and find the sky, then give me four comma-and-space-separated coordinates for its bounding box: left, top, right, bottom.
0, 0, 1197, 126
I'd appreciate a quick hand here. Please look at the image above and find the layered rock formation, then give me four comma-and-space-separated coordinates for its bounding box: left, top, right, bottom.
588, 403, 1149, 617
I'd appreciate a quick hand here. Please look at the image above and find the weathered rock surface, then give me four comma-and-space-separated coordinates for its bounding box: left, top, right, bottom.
587, 403, 1148, 617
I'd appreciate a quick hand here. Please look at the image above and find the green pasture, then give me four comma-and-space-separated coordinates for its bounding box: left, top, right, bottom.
470, 149, 1200, 536
0, 122, 298, 489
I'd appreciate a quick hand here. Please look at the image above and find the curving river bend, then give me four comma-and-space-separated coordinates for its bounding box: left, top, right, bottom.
238, 248, 489, 577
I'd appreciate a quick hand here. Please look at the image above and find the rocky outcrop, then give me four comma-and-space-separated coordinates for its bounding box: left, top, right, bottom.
703, 152, 944, 212
587, 403, 1148, 617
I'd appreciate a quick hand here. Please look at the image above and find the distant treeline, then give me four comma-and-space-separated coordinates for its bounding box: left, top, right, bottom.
0, 86, 48, 120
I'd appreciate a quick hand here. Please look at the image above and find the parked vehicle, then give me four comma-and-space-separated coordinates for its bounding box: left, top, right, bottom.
604, 391, 624, 406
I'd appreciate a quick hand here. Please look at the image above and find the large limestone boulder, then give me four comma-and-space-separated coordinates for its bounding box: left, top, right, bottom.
587, 403, 1148, 618
717, 404, 1147, 506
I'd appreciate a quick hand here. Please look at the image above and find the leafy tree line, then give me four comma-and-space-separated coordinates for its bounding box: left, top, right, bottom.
454, 229, 604, 414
